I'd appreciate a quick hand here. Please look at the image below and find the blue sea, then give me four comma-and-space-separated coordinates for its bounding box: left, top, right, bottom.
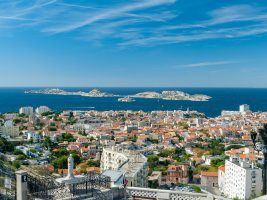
0, 87, 267, 117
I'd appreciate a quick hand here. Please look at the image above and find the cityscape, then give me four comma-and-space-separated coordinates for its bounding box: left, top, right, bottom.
0, 104, 266, 200
1, 0, 267, 200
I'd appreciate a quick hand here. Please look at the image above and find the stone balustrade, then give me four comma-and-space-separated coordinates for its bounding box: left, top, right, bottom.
126, 187, 230, 200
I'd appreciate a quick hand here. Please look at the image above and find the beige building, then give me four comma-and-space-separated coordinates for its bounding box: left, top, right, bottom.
166, 164, 189, 184
200, 171, 218, 188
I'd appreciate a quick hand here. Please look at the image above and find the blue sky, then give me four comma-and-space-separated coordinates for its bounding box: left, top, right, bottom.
0, 0, 267, 87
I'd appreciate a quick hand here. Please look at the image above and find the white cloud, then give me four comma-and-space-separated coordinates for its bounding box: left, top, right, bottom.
175, 61, 241, 68
44, 0, 177, 33
1, 1, 267, 47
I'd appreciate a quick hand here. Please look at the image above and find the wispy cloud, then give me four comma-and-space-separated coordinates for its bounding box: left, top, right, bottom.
175, 60, 241, 68
1, 1, 267, 47
120, 4, 267, 46
44, 0, 177, 33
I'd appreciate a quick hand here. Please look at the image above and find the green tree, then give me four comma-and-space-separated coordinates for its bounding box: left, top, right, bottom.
52, 156, 68, 170
58, 133, 76, 142
17, 154, 27, 160
12, 160, 21, 169
43, 136, 52, 149
87, 159, 100, 167
14, 149, 24, 155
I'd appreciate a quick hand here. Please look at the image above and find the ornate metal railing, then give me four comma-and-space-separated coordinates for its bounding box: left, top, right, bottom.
27, 172, 112, 200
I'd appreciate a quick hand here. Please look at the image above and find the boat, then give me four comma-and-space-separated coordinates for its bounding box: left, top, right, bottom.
118, 96, 136, 102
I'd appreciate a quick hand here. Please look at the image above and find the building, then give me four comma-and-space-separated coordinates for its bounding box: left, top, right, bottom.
218, 166, 225, 194
220, 156, 262, 199
101, 146, 148, 187
221, 110, 240, 116
148, 171, 162, 188
27, 132, 41, 143
200, 171, 218, 188
35, 106, 51, 115
240, 104, 250, 113
166, 164, 189, 184
19, 106, 34, 116
0, 120, 20, 138
102, 170, 124, 187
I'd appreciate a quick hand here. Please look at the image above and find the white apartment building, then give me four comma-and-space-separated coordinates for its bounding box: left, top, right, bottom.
0, 120, 20, 138
101, 146, 148, 187
19, 106, 34, 116
27, 132, 41, 143
35, 106, 51, 115
220, 156, 262, 200
218, 166, 225, 195
240, 104, 250, 113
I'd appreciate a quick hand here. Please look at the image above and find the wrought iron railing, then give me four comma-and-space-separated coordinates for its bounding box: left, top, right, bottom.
27, 172, 112, 200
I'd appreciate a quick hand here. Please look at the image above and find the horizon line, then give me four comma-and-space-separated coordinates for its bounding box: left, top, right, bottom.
1, 86, 267, 89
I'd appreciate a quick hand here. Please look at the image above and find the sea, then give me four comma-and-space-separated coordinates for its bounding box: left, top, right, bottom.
0, 87, 267, 118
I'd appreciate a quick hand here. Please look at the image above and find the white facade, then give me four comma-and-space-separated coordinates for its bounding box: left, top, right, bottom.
35, 106, 51, 115
221, 110, 240, 116
19, 107, 33, 116
240, 104, 250, 113
0, 120, 20, 138
221, 157, 262, 200
101, 146, 148, 187
218, 167, 225, 195
27, 132, 41, 143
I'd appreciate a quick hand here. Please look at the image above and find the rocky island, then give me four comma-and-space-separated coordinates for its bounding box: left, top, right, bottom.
25, 88, 114, 97
25, 89, 211, 101
132, 90, 211, 101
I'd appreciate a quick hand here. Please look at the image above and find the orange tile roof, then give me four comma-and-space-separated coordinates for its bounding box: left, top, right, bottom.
201, 171, 218, 177
240, 153, 256, 160
218, 166, 225, 172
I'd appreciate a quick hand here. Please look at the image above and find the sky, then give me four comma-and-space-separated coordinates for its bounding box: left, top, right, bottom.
0, 0, 267, 87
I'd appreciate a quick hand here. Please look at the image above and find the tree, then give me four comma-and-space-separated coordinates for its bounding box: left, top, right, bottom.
127, 135, 138, 142
17, 154, 27, 160
48, 127, 57, 131
52, 156, 68, 170
147, 155, 159, 163
14, 149, 24, 155
147, 138, 159, 144
72, 154, 82, 167
12, 160, 21, 169
58, 133, 76, 142
52, 148, 69, 157
13, 118, 21, 124
0, 136, 15, 153
41, 111, 54, 116
87, 159, 100, 167
211, 158, 225, 168
43, 136, 52, 149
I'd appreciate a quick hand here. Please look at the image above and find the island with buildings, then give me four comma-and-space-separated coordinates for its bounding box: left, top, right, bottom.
132, 90, 211, 101
25, 88, 211, 101
118, 96, 136, 102
25, 88, 115, 97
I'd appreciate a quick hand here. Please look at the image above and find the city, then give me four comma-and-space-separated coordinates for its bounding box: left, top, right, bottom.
0, 104, 266, 199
